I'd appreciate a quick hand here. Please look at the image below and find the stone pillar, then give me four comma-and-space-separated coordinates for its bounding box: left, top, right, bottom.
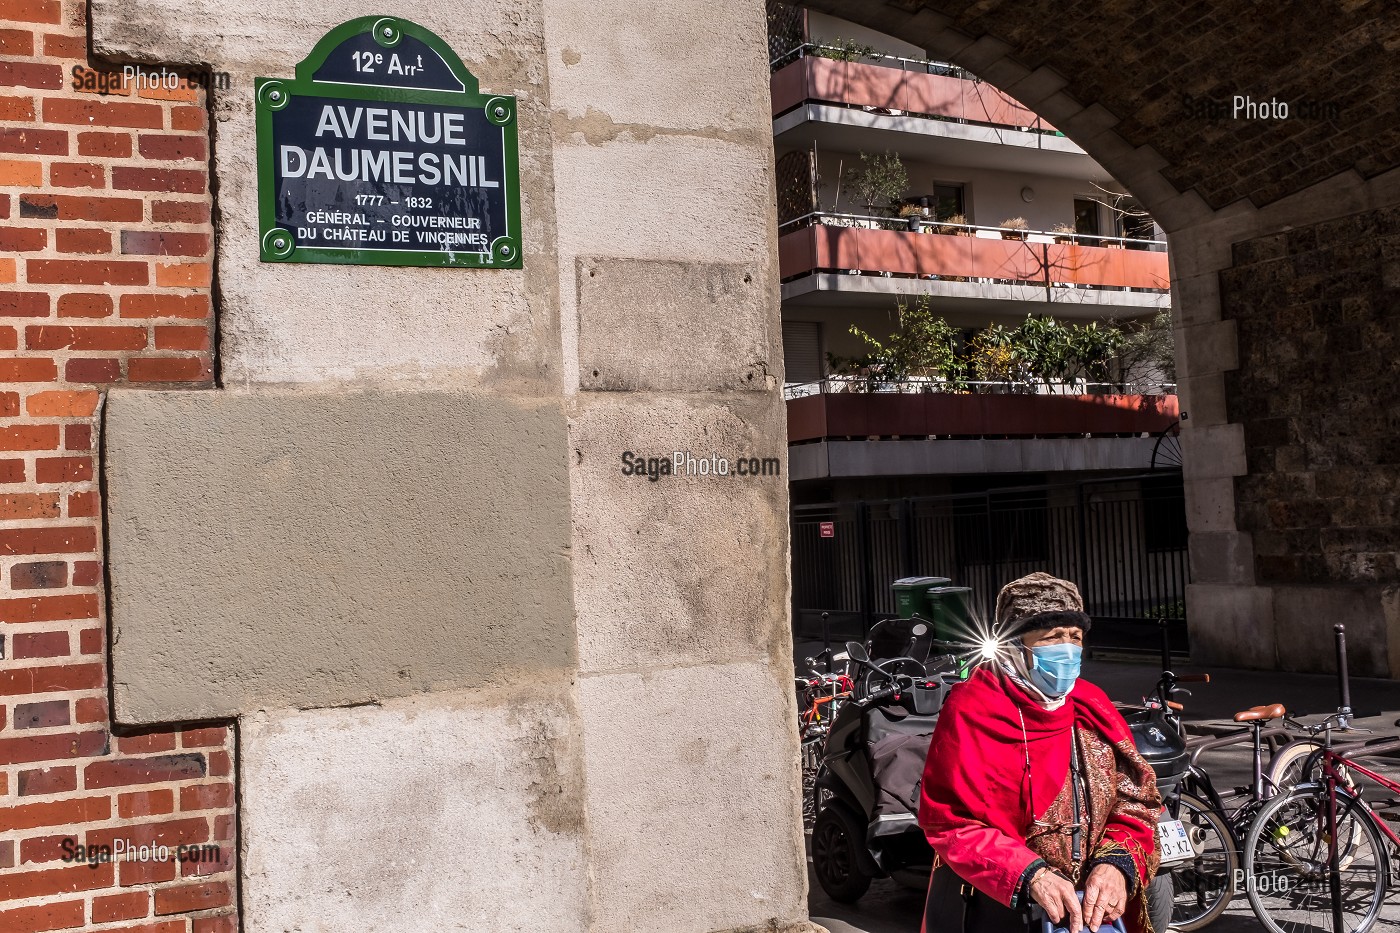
92, 1, 811, 930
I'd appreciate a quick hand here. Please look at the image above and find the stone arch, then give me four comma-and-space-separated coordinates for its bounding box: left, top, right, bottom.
802, 0, 1400, 674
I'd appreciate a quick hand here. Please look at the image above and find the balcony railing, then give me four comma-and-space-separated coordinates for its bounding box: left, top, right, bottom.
770, 42, 972, 79
771, 53, 1059, 136
786, 390, 1180, 444
778, 213, 1170, 292
783, 376, 1179, 401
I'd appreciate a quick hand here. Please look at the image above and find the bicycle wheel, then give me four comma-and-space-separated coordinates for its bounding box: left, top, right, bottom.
1170, 791, 1239, 931
1268, 740, 1363, 857
800, 736, 822, 830
1243, 783, 1388, 933
1269, 739, 1355, 791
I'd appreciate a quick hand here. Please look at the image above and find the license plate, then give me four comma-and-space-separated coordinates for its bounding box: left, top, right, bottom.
1158, 819, 1194, 866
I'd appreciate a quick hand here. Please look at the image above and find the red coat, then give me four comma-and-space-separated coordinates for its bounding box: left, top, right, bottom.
919, 667, 1160, 923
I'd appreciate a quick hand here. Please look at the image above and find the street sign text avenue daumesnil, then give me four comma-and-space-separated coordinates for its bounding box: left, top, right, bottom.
256, 16, 521, 268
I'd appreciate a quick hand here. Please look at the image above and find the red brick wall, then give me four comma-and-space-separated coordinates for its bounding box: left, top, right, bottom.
1, 1, 236, 931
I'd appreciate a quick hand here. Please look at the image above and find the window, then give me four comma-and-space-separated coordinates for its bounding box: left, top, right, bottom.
1114, 197, 1158, 243
782, 321, 823, 385
933, 184, 965, 220
1074, 198, 1100, 236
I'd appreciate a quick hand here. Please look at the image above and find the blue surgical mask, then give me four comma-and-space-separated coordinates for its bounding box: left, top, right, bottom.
1028, 643, 1082, 697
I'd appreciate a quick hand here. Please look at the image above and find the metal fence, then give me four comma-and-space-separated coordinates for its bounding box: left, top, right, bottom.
791, 473, 1189, 656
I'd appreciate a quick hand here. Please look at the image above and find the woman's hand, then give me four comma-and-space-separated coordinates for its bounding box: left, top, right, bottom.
1029, 867, 1081, 931
1082, 863, 1129, 929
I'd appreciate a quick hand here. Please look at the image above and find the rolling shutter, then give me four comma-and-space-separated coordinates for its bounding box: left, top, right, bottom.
782, 321, 823, 384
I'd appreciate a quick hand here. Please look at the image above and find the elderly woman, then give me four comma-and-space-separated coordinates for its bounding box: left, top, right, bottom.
919, 573, 1163, 933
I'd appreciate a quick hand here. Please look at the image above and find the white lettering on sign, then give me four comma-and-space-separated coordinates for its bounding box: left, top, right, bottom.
311, 104, 468, 145
279, 145, 498, 188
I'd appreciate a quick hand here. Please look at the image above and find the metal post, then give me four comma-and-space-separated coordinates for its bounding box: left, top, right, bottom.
899, 498, 915, 578
1335, 624, 1352, 729
1328, 765, 1344, 933
856, 500, 873, 638
1075, 481, 1090, 610
1159, 618, 1171, 674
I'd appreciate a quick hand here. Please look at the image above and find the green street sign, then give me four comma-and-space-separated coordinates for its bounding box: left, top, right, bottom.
255, 16, 522, 268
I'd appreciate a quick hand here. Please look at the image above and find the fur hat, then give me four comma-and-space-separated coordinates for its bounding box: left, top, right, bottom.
995, 571, 1091, 637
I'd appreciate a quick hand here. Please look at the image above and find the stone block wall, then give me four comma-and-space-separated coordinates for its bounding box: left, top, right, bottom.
1225, 208, 1400, 586
0, 1, 237, 929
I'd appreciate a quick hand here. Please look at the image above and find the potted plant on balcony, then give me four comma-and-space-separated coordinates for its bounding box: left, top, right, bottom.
898, 202, 927, 233
827, 295, 966, 392
936, 213, 971, 236
813, 36, 881, 62
843, 151, 908, 227
999, 216, 1029, 241
1051, 222, 1078, 245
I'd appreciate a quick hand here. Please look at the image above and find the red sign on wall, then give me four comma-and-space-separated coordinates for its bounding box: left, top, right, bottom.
819, 521, 835, 538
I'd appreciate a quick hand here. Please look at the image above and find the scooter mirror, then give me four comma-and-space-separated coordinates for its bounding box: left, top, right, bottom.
845, 641, 869, 663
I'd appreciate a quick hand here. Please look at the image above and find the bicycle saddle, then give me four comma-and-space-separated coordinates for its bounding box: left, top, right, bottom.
1233, 703, 1286, 722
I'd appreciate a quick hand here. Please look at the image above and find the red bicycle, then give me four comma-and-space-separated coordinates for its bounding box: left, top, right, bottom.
1242, 626, 1400, 933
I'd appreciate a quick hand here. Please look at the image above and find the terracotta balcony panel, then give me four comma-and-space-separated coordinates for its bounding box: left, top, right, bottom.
822, 392, 878, 436
786, 393, 828, 443
771, 59, 806, 115
812, 224, 863, 271
1115, 247, 1170, 290
979, 85, 1040, 128
844, 61, 905, 111
969, 237, 1045, 281
1045, 243, 1170, 288
915, 232, 977, 278
786, 393, 1179, 444
779, 227, 818, 278
924, 393, 989, 435
805, 58, 847, 107
902, 70, 966, 118
854, 228, 921, 275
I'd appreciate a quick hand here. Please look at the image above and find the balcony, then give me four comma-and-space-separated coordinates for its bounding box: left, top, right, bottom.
778, 215, 1170, 312
784, 387, 1180, 480
771, 53, 1057, 134
769, 52, 1094, 173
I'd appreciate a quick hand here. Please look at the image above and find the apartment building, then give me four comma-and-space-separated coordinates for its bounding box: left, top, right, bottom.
769, 6, 1185, 645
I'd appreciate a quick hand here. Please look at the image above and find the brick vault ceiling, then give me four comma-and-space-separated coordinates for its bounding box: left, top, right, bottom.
812, 0, 1400, 211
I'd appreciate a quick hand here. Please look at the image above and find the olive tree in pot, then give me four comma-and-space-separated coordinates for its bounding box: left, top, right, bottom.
842, 151, 908, 227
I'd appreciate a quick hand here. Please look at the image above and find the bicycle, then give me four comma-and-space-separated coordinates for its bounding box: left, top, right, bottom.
1129, 667, 1245, 932
796, 647, 853, 830
1241, 708, 1397, 933
1170, 689, 1320, 928
1241, 623, 1400, 933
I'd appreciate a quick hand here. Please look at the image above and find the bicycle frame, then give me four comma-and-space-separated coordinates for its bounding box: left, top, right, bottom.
1316, 750, 1400, 850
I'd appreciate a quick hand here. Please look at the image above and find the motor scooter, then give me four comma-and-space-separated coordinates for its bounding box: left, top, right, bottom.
810, 639, 947, 902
